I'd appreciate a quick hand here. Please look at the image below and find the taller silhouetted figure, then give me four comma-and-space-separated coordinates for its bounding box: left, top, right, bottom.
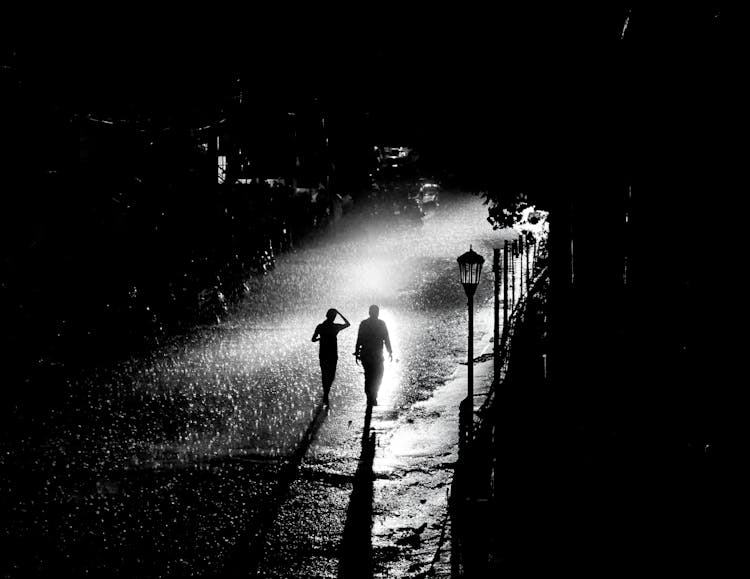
354, 305, 392, 406
312, 308, 350, 405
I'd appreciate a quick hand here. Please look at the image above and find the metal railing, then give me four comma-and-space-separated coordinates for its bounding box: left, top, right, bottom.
451, 236, 549, 577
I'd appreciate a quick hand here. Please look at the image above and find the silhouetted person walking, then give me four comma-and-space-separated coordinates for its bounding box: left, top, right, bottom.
354, 305, 392, 406
312, 308, 350, 405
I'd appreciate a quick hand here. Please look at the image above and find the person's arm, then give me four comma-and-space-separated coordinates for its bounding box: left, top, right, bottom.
336, 309, 351, 329
384, 323, 393, 361
353, 322, 363, 364
311, 324, 320, 342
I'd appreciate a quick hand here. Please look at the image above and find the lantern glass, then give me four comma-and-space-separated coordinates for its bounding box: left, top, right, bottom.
457, 246, 485, 294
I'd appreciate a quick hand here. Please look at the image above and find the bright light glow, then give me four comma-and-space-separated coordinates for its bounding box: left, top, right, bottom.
372, 307, 401, 407
346, 257, 399, 298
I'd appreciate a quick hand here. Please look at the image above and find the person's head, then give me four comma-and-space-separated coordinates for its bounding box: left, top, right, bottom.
326, 308, 337, 321
368, 305, 379, 319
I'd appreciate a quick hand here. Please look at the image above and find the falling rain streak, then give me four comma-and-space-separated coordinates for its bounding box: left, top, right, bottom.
3, 192, 502, 577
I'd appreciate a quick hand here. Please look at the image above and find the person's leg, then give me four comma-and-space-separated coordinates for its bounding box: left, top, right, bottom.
370, 360, 384, 405
320, 357, 335, 402
362, 360, 375, 405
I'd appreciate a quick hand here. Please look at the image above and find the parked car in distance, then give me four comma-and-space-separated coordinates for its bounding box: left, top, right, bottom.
418, 178, 440, 207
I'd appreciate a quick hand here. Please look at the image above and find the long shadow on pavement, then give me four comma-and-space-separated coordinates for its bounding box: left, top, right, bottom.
337, 405, 376, 579
223, 401, 329, 577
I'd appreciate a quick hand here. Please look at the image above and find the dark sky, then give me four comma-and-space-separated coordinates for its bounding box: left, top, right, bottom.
5, 5, 728, 177
9, 7, 632, 119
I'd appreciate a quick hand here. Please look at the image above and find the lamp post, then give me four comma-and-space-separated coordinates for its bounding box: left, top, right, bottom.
457, 245, 485, 410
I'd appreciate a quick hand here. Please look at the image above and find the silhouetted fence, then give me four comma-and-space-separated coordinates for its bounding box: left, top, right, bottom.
452, 232, 548, 577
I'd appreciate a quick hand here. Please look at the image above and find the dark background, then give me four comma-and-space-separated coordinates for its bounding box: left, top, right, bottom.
3, 6, 634, 163
2, 5, 741, 574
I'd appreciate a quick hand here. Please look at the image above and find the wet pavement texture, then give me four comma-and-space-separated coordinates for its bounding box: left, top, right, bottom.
1, 191, 506, 578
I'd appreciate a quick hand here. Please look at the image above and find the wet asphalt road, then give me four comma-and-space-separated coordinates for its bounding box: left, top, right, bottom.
1, 190, 504, 577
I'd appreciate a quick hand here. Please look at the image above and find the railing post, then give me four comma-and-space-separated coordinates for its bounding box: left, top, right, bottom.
503, 240, 509, 340
494, 248, 500, 383
519, 235, 524, 294
511, 240, 516, 310
526, 233, 531, 289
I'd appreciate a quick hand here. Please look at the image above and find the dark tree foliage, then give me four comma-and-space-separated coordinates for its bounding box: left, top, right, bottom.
481, 190, 533, 230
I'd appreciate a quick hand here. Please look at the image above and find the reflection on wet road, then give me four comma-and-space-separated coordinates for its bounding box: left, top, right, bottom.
2, 191, 506, 577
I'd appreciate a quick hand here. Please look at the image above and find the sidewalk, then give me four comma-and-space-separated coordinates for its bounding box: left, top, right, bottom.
369, 302, 497, 577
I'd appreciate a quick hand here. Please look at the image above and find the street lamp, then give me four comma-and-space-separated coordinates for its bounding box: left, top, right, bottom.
457, 245, 485, 406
